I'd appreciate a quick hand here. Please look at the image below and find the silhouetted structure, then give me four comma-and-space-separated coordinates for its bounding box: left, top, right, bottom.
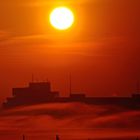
3, 82, 59, 108
2, 81, 140, 109
23, 135, 25, 140
56, 135, 60, 140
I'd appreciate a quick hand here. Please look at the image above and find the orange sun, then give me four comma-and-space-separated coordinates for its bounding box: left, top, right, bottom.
50, 7, 74, 30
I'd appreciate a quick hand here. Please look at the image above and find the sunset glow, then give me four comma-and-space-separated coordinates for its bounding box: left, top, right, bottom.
0, 0, 140, 140
50, 7, 74, 30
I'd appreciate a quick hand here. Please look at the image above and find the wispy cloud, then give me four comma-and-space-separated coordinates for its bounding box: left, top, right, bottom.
0, 30, 12, 42
0, 0, 95, 7
0, 103, 140, 139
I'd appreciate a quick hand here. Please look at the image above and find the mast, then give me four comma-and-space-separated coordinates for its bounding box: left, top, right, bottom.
56, 135, 60, 140
23, 135, 25, 140
69, 73, 72, 95
32, 74, 34, 83
136, 80, 140, 94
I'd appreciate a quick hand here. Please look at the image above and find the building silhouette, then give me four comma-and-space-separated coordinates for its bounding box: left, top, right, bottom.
2, 81, 140, 109
3, 82, 59, 108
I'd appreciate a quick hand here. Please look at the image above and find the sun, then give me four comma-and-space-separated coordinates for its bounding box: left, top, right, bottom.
50, 7, 74, 30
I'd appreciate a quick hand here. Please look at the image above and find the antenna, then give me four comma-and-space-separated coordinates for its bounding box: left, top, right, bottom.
23, 135, 25, 140
136, 80, 140, 94
69, 73, 72, 95
46, 78, 49, 82
32, 74, 34, 82
56, 135, 60, 140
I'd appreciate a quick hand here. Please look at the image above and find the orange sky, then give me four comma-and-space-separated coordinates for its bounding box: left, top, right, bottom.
0, 0, 140, 102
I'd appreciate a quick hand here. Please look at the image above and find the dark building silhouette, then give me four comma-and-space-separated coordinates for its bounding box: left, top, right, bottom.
2, 81, 140, 109
3, 82, 59, 108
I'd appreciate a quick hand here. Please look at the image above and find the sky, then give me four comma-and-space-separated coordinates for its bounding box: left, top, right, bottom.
0, 0, 140, 103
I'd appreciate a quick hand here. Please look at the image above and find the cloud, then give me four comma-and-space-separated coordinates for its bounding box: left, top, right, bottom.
0, 30, 11, 42
0, 103, 140, 140
0, 0, 95, 8
1, 103, 140, 128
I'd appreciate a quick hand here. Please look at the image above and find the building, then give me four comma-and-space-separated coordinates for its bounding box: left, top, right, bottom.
3, 82, 59, 108
2, 81, 140, 109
